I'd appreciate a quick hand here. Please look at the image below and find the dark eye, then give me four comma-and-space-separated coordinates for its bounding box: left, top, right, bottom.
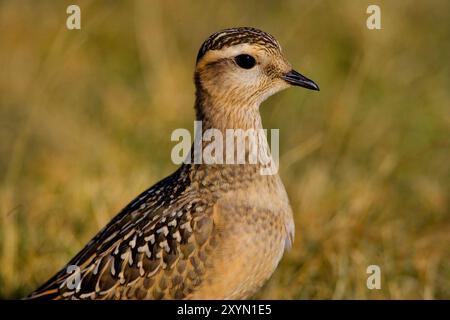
234, 54, 256, 69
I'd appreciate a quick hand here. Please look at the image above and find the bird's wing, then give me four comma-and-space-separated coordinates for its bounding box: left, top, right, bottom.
27, 168, 216, 300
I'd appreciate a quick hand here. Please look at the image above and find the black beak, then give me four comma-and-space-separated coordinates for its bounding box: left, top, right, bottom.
282, 70, 320, 91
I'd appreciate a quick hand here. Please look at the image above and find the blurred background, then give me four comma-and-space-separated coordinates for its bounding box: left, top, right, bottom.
0, 0, 449, 299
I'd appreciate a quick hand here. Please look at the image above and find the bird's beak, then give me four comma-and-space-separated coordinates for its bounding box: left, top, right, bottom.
282, 69, 320, 91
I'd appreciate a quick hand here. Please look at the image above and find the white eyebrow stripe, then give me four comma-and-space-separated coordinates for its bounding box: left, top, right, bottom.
198, 44, 257, 68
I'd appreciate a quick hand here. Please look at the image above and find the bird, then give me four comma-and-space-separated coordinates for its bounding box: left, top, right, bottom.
27, 27, 319, 300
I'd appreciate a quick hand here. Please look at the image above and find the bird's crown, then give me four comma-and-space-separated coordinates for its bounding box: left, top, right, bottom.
196, 27, 281, 63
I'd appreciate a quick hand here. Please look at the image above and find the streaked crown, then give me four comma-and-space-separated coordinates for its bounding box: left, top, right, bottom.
196, 27, 281, 63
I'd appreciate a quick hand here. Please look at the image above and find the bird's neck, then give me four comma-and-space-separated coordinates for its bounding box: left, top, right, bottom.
194, 90, 263, 132
188, 87, 278, 179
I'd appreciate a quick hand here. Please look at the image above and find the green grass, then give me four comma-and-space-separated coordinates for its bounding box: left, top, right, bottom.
0, 0, 449, 299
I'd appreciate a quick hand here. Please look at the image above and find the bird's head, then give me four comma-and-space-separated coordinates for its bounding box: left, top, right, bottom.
194, 27, 319, 109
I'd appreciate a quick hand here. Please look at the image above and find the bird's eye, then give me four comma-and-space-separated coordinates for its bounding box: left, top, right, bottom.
234, 54, 256, 69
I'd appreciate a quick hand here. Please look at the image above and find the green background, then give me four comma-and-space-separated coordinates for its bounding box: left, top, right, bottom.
0, 1, 448, 299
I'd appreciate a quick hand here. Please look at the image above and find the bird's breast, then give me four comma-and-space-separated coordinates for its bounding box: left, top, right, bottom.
190, 179, 293, 299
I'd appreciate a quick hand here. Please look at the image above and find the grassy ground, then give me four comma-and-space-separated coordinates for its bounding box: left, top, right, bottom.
0, 1, 448, 299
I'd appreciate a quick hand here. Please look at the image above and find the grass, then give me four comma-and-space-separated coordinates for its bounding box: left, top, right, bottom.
0, 0, 449, 299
